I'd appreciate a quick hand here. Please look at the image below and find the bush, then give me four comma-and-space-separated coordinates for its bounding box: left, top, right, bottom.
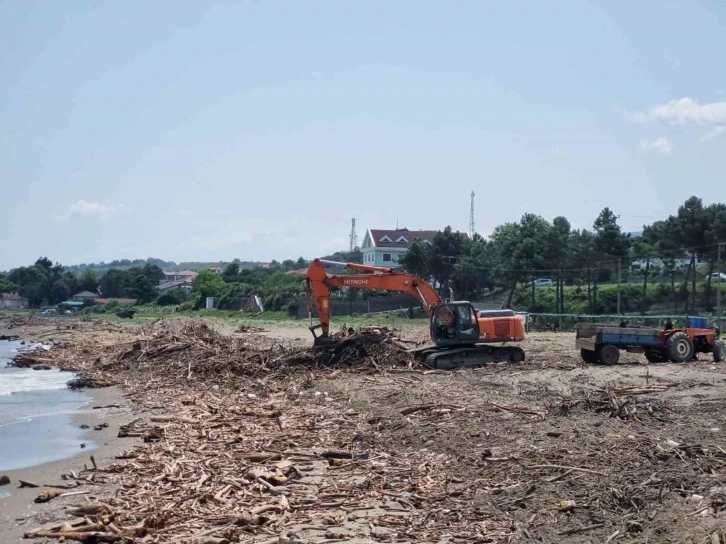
156, 288, 188, 307
218, 283, 255, 310
179, 293, 201, 311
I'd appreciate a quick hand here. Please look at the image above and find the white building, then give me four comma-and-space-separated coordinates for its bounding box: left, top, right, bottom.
0, 293, 29, 309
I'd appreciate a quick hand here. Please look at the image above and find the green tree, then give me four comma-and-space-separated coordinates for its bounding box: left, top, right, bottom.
223, 262, 240, 280
78, 268, 99, 293
218, 283, 255, 310
703, 203, 726, 310
488, 222, 524, 308
593, 207, 631, 260
123, 267, 158, 304
427, 226, 465, 292
99, 269, 128, 297
399, 238, 432, 279
548, 216, 571, 313
0, 274, 15, 293
657, 197, 710, 313
142, 264, 165, 284
50, 279, 71, 302
570, 229, 595, 308
192, 270, 228, 308
10, 264, 51, 307
452, 235, 491, 300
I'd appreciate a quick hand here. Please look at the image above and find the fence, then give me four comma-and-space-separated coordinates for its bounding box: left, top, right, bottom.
524, 313, 724, 332
288, 294, 423, 320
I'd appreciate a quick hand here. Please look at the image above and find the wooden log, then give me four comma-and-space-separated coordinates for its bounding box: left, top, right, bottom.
23, 531, 123, 542
242, 452, 281, 462
67, 503, 111, 516
35, 488, 63, 503
525, 464, 607, 477
149, 415, 197, 424
199, 538, 230, 544
400, 404, 436, 415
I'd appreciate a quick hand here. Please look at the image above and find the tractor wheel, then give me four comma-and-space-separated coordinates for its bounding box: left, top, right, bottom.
580, 348, 598, 364
666, 332, 695, 363
597, 344, 620, 366
645, 349, 666, 363
714, 339, 725, 363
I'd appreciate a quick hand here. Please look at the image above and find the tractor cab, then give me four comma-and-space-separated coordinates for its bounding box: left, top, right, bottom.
431, 302, 480, 347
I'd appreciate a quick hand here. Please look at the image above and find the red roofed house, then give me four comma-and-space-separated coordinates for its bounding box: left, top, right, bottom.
361, 228, 469, 268
162, 270, 199, 283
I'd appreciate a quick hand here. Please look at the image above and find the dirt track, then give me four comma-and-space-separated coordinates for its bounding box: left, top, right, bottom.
4, 315, 726, 543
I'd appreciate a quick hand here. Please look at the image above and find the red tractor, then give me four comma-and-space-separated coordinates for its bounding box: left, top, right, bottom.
644, 327, 724, 363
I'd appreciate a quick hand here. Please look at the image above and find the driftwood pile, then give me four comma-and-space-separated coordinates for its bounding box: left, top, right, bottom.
17, 320, 512, 543
54, 321, 420, 392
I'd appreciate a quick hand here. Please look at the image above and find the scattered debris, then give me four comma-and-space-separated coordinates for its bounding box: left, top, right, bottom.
5, 315, 726, 543
235, 324, 267, 333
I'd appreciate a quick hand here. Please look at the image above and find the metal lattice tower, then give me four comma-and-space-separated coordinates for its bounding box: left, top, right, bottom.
469, 191, 476, 237
349, 218, 358, 251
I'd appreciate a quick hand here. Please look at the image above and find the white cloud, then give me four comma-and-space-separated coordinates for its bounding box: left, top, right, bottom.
56, 200, 125, 220
638, 137, 674, 155
635, 97, 726, 125
699, 126, 726, 142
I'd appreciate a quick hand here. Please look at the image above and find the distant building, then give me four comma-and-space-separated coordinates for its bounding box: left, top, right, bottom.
208, 266, 223, 273
157, 280, 194, 293
161, 270, 199, 283
72, 291, 99, 302
0, 293, 28, 309
361, 228, 470, 268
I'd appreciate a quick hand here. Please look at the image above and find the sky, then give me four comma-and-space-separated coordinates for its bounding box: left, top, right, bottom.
1, 0, 725, 270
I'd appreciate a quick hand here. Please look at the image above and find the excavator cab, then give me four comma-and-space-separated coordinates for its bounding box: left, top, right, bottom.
431, 302, 480, 347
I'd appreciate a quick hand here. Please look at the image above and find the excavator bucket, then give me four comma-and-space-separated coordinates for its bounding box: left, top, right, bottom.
309, 323, 338, 350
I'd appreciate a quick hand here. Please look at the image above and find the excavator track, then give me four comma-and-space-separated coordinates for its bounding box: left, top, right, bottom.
415, 345, 525, 370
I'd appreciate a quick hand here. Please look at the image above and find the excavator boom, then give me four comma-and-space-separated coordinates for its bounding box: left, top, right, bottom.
305, 259, 442, 339
305, 258, 526, 368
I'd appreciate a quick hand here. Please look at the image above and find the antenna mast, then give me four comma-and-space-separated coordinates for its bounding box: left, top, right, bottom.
349, 218, 358, 251
469, 191, 476, 237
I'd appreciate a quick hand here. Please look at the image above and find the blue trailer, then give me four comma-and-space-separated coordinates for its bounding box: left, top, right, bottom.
576, 323, 724, 365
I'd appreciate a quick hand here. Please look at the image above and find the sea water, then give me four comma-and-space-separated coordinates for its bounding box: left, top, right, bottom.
0, 340, 93, 477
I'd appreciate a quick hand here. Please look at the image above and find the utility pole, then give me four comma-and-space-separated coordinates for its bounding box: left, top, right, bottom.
349, 218, 358, 252
469, 191, 476, 238
616, 259, 622, 315
718, 242, 723, 329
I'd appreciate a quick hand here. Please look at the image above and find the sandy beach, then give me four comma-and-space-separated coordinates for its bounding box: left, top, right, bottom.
0, 385, 140, 542
0, 316, 142, 543
2, 313, 726, 542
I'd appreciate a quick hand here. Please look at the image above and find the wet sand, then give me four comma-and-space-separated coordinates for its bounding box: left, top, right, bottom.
0, 386, 141, 542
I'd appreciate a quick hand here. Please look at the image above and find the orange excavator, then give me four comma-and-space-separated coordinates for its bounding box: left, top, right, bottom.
305, 259, 526, 369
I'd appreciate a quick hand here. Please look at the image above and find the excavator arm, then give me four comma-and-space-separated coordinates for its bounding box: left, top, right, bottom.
305, 259, 442, 341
